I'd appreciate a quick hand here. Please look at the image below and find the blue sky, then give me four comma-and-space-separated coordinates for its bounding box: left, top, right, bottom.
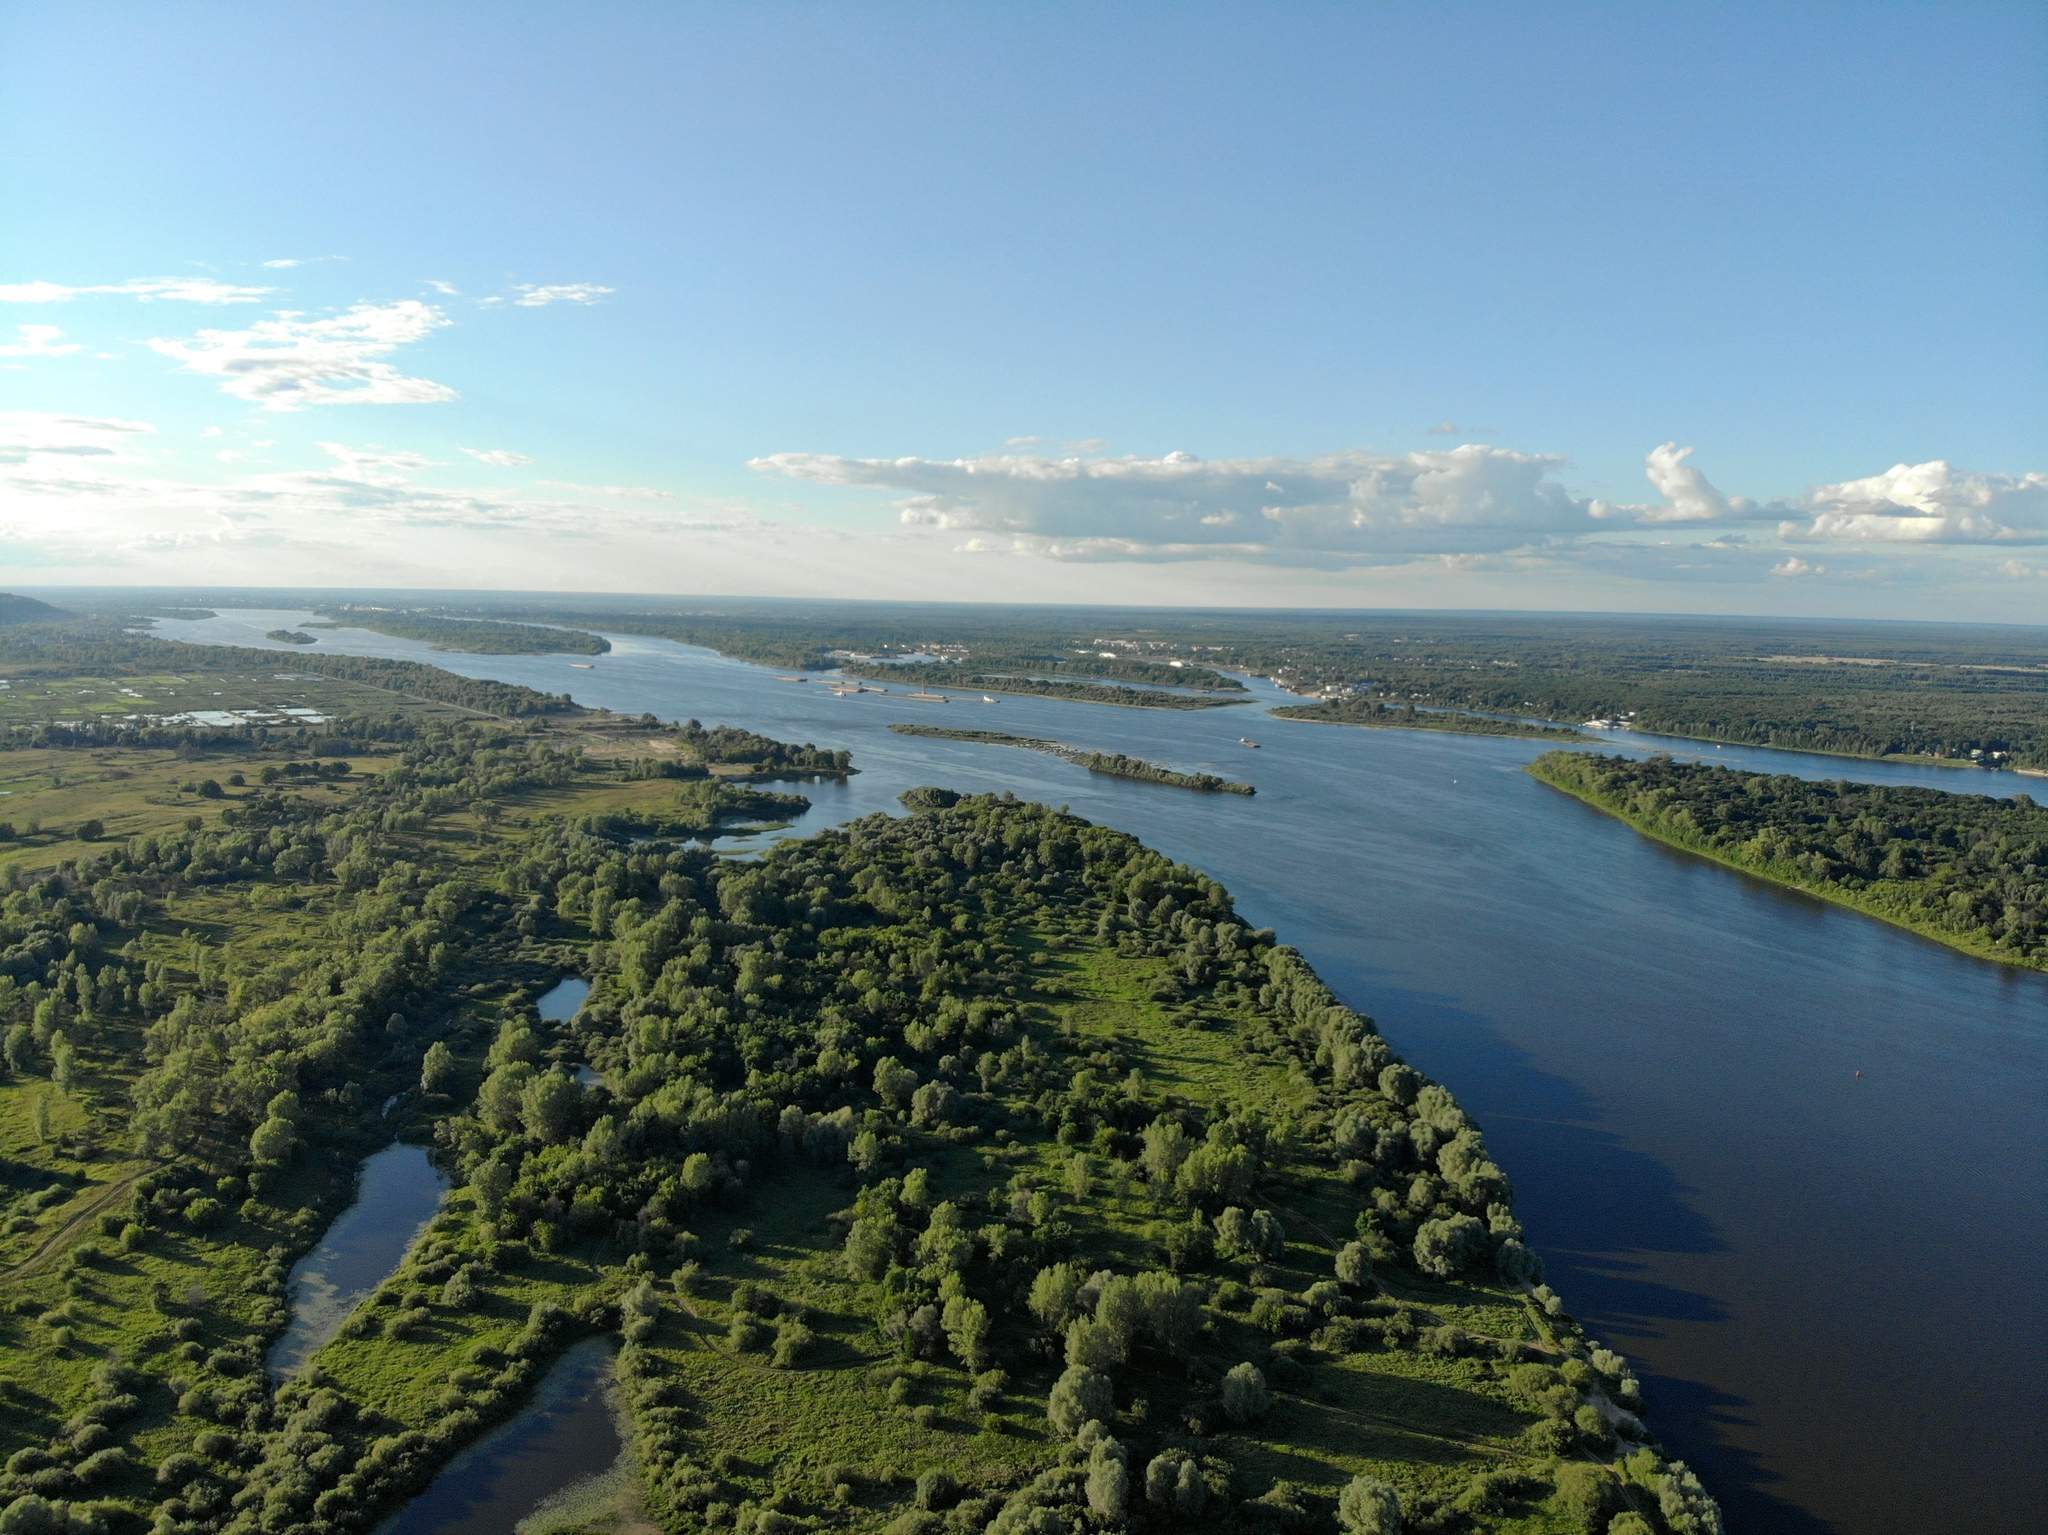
1, 2, 2043, 617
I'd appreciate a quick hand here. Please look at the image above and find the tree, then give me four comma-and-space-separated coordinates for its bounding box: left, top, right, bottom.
472, 1157, 514, 1219
1214, 1206, 1255, 1258
1029, 1263, 1081, 1331
1336, 1241, 1373, 1288
3, 1023, 31, 1075
1413, 1213, 1487, 1279
49, 1034, 73, 1096
1337, 1475, 1403, 1535
1141, 1116, 1190, 1186
843, 1216, 895, 1280
31, 1092, 51, 1145
1046, 1363, 1112, 1438
1248, 1208, 1286, 1260
873, 1056, 918, 1109
520, 1071, 580, 1145
1220, 1362, 1270, 1423
76, 819, 104, 841
1378, 1063, 1420, 1105
477, 1062, 532, 1132
420, 1041, 456, 1095
1134, 1271, 1202, 1356
249, 1115, 297, 1165
1065, 1317, 1125, 1370
943, 1295, 991, 1371
1085, 1437, 1128, 1518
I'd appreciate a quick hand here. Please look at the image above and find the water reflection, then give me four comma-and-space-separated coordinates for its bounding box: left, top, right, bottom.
378, 1337, 630, 1535
268, 1143, 448, 1380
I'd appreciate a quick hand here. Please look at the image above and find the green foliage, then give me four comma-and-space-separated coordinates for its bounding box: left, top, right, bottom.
1534, 750, 2048, 966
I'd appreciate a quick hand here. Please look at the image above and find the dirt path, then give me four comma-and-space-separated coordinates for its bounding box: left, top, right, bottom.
2, 1161, 148, 1279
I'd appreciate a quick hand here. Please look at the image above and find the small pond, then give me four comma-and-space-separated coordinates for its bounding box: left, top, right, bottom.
537, 977, 589, 1023
376, 1337, 632, 1535
266, 1142, 449, 1380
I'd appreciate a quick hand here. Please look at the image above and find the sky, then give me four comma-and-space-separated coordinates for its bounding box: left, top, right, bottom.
0, 1, 2043, 619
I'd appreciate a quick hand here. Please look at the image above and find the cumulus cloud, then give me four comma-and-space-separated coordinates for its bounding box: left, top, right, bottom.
751, 444, 1595, 562
511, 284, 614, 307
0, 324, 80, 358
1778, 460, 2048, 545
462, 446, 533, 466
0, 276, 270, 304
145, 300, 455, 411
1592, 442, 1759, 523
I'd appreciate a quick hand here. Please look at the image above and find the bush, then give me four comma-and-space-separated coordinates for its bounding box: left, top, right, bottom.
1550, 1462, 1617, 1527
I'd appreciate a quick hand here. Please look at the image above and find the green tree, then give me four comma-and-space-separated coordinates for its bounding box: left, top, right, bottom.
520, 1071, 580, 1145
1336, 1240, 1373, 1287
420, 1040, 456, 1095
942, 1295, 991, 1370
1029, 1262, 1081, 1331
249, 1115, 297, 1165
1414, 1213, 1487, 1278
1337, 1475, 1403, 1535
1046, 1363, 1112, 1438
1221, 1362, 1270, 1423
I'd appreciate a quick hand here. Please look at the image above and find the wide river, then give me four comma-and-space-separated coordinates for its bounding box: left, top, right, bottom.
176, 612, 2046, 1535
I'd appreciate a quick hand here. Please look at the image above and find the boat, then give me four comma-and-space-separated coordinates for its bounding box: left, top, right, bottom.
568, 662, 593, 669
982, 695, 998, 704
1239, 738, 1260, 748
777, 675, 807, 683
907, 691, 949, 703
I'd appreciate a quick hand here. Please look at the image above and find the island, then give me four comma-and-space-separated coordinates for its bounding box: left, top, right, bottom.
1530, 749, 2048, 971
264, 629, 318, 646
1272, 697, 1584, 741
891, 724, 1256, 794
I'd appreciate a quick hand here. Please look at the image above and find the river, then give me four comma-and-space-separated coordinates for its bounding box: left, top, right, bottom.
177, 610, 2046, 1535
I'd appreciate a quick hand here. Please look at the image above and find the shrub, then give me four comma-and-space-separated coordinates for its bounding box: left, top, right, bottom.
1335, 1240, 1373, 1287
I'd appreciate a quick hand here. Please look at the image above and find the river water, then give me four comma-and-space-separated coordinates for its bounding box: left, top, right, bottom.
376, 1337, 631, 1535
267, 1142, 449, 1380
180, 611, 2046, 1535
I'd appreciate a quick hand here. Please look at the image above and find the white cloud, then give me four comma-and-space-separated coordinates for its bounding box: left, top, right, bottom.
1771, 556, 1823, 577
145, 300, 455, 411
462, 446, 533, 467
1004, 435, 1042, 447
262, 259, 303, 269
0, 276, 270, 304
424, 280, 460, 295
1778, 460, 2048, 545
0, 412, 155, 465
1592, 442, 1759, 523
1426, 421, 1460, 436
752, 444, 1594, 561
537, 481, 679, 499
511, 283, 614, 307
0, 324, 81, 358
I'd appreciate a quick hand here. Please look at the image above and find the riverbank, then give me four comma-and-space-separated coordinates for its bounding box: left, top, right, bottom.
847, 662, 1244, 710
1528, 750, 2048, 973
889, 723, 1256, 792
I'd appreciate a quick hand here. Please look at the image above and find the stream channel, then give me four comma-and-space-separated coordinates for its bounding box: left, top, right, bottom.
180, 609, 2047, 1535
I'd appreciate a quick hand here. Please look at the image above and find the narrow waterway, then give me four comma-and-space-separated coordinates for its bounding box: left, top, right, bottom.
267, 1142, 449, 1380
182, 611, 2048, 1535
376, 1337, 631, 1535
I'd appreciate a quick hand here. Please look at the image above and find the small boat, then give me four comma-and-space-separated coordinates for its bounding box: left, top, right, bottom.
907, 691, 950, 703
777, 675, 807, 683
569, 662, 593, 669
1239, 738, 1260, 748
982, 695, 998, 704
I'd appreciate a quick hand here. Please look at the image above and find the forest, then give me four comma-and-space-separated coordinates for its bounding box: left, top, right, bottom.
0, 670, 1718, 1535
1529, 751, 2048, 969
889, 727, 1255, 795
308, 610, 610, 658
19, 594, 2041, 766
1268, 701, 1581, 742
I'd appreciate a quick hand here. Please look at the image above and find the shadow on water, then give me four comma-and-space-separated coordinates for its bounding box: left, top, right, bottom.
378, 1337, 629, 1535
267, 1143, 448, 1380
